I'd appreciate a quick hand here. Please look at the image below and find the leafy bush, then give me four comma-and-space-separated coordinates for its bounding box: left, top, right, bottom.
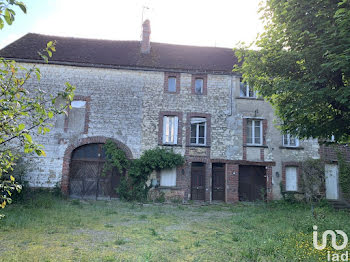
103, 140, 184, 202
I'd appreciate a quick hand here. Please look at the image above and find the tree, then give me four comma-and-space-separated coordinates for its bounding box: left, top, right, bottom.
235, 0, 350, 143
0, 1, 75, 216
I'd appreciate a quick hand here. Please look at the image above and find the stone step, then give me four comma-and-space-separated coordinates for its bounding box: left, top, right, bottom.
328, 200, 350, 210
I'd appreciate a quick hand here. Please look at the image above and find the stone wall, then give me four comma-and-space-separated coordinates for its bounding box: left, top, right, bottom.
20, 62, 321, 202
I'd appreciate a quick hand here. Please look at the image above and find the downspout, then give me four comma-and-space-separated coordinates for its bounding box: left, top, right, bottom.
229, 75, 233, 116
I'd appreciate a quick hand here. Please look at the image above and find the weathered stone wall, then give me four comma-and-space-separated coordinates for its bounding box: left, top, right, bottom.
21, 63, 143, 187
232, 77, 320, 199
20, 62, 320, 202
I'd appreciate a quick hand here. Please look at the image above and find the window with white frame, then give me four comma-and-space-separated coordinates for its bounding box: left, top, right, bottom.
246, 119, 263, 145
285, 166, 298, 191
190, 117, 206, 145
283, 133, 299, 147
160, 167, 177, 187
240, 79, 256, 98
163, 116, 178, 144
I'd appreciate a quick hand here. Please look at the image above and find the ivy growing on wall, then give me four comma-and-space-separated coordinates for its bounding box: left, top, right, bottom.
337, 153, 350, 201
103, 140, 184, 201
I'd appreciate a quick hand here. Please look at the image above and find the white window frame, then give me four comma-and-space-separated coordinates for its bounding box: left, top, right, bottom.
190, 117, 207, 146
285, 166, 298, 191
240, 81, 256, 98
163, 116, 178, 144
283, 133, 299, 147
246, 119, 263, 145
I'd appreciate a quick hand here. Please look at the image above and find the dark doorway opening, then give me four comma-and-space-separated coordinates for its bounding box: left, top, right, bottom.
191, 162, 206, 200
69, 143, 121, 199
239, 165, 266, 201
212, 163, 225, 201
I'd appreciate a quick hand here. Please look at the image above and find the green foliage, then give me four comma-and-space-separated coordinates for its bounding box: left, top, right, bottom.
299, 159, 325, 202
235, 0, 350, 143
0, 1, 75, 216
0, 0, 26, 29
337, 152, 350, 200
103, 143, 184, 202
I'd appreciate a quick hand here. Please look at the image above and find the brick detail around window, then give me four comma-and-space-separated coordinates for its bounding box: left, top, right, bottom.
158, 111, 183, 145
64, 95, 91, 134
281, 162, 301, 192
262, 119, 267, 145
260, 148, 264, 161
186, 112, 211, 147
191, 74, 207, 95
226, 164, 239, 203
164, 72, 180, 94
61, 136, 133, 195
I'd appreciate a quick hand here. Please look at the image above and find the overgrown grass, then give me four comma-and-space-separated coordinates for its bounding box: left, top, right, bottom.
0, 193, 349, 261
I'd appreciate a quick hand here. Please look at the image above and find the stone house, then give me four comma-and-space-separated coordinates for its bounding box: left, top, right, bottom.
0, 20, 344, 203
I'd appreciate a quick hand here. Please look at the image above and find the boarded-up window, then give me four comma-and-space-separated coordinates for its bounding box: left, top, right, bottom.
68, 100, 86, 133
286, 166, 298, 191
160, 168, 176, 187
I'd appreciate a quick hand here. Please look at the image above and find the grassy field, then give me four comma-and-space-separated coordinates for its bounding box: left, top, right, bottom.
0, 194, 349, 262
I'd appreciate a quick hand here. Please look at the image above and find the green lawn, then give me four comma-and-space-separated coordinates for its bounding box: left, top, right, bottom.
0, 194, 349, 262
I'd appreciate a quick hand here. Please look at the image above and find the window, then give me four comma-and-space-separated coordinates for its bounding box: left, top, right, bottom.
168, 77, 176, 92
286, 166, 298, 191
191, 75, 207, 95
163, 116, 178, 144
190, 117, 206, 145
164, 73, 180, 93
283, 134, 299, 147
160, 168, 176, 187
66, 99, 87, 133
246, 119, 262, 145
240, 79, 256, 98
195, 78, 204, 94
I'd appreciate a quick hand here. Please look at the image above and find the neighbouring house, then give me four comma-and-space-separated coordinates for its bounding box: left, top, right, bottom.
0, 20, 347, 203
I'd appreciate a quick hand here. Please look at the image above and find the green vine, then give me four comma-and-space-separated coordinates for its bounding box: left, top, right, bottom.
337, 152, 350, 201
103, 140, 184, 201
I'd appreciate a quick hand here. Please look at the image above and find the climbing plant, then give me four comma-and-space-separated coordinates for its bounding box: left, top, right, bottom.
337, 152, 350, 201
103, 141, 184, 202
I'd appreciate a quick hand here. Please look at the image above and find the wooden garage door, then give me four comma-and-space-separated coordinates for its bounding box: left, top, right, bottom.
69, 143, 121, 199
191, 162, 206, 200
239, 165, 266, 201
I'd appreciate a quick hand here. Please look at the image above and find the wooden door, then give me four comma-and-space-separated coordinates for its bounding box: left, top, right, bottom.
212, 163, 225, 201
69, 143, 121, 199
239, 165, 266, 201
191, 162, 205, 200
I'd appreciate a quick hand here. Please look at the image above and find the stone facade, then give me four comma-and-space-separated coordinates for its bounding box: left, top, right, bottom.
21, 61, 321, 202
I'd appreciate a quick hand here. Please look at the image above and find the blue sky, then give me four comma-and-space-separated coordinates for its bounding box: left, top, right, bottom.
1, 0, 263, 49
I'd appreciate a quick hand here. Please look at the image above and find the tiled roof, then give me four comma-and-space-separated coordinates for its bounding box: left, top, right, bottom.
0, 33, 238, 73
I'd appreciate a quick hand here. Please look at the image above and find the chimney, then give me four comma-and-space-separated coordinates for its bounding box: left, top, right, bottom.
141, 19, 151, 54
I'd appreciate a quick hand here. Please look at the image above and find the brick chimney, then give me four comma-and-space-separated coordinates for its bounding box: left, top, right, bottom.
141, 19, 151, 54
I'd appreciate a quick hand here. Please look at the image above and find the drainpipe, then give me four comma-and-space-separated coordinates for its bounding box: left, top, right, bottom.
228, 75, 234, 116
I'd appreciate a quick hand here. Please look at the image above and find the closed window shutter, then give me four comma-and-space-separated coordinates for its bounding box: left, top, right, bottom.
286, 167, 298, 191
160, 168, 176, 186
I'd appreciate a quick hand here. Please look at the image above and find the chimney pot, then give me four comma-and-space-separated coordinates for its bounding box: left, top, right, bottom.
141, 19, 151, 54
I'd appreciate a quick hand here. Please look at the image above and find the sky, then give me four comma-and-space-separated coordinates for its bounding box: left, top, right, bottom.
0, 0, 264, 49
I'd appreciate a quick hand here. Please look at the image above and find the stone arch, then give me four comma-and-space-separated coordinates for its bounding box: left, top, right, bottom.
61, 136, 133, 195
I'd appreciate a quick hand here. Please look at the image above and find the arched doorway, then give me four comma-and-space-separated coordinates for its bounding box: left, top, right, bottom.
69, 143, 121, 199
